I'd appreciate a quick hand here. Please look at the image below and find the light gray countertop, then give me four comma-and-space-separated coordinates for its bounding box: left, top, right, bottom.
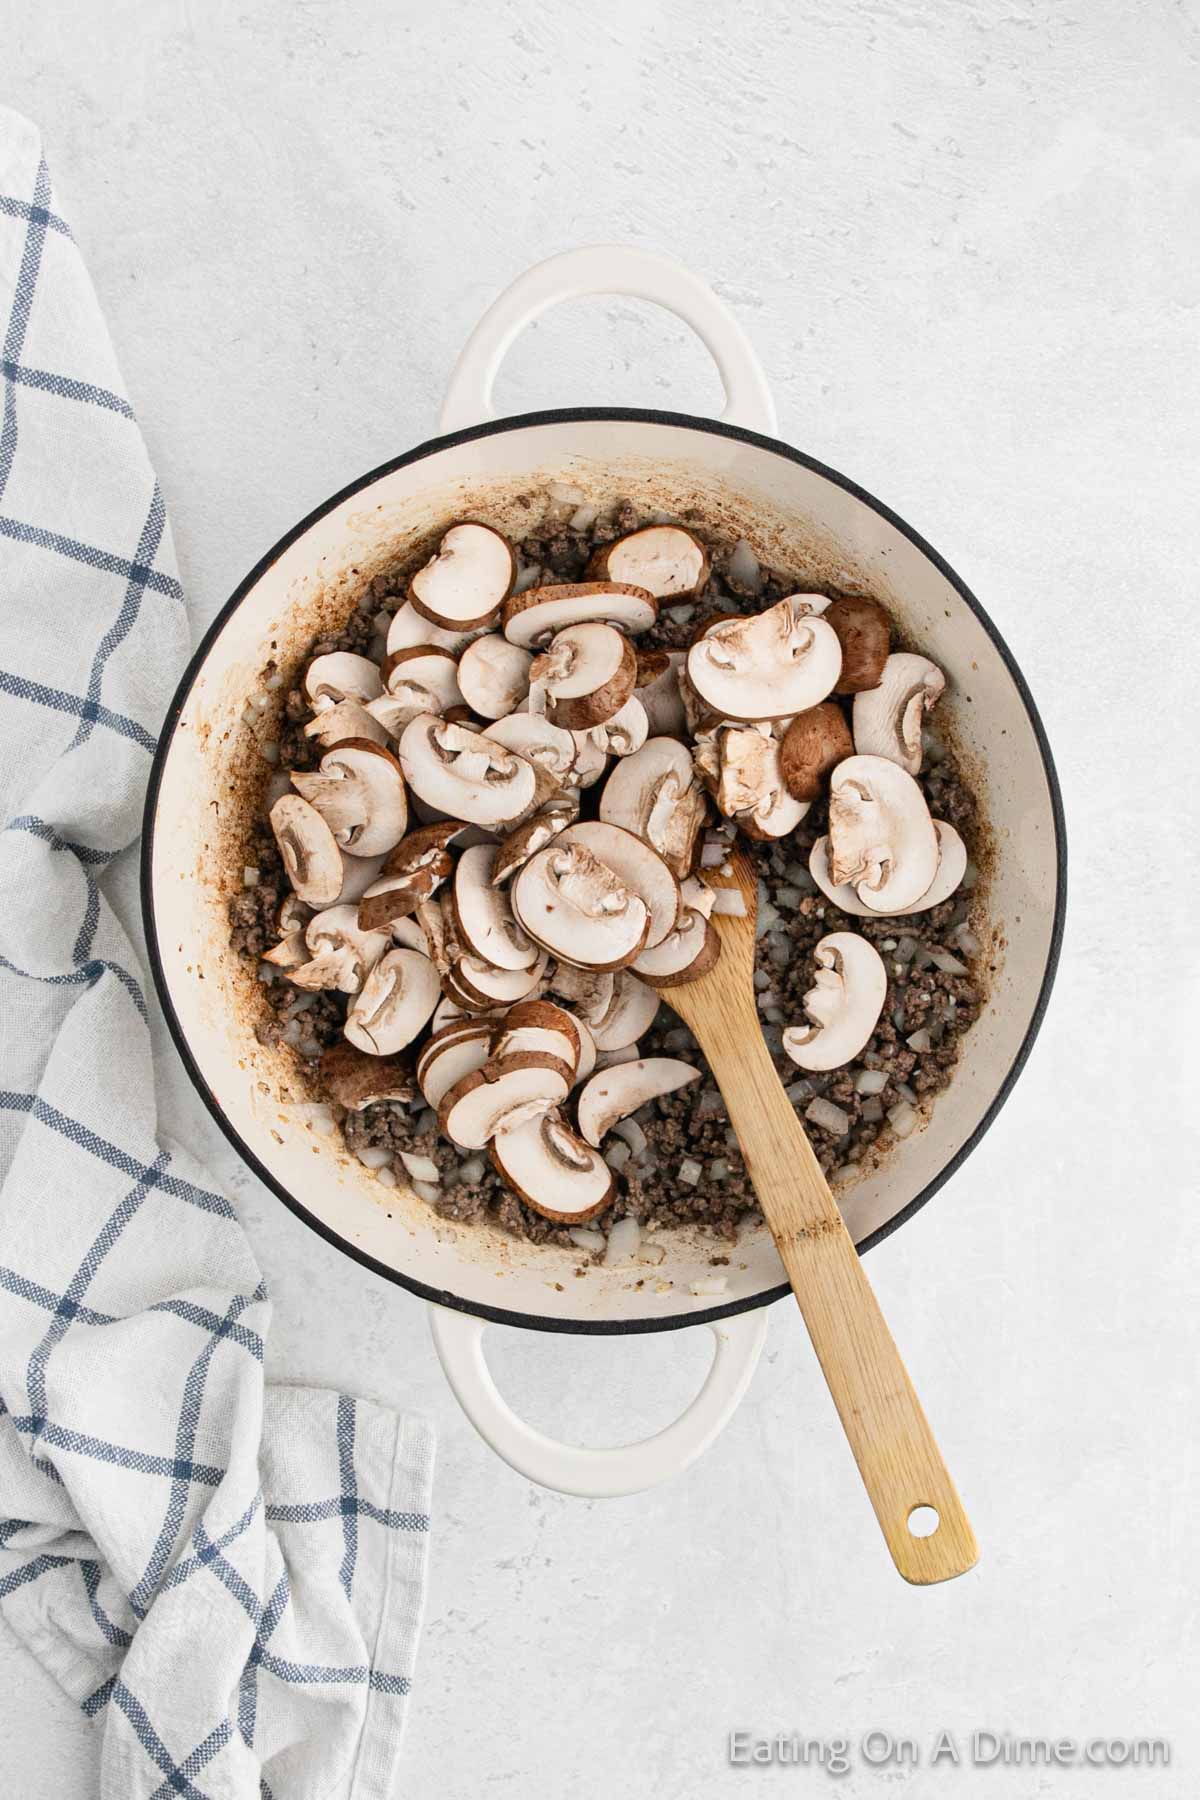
3, 2, 1197, 1794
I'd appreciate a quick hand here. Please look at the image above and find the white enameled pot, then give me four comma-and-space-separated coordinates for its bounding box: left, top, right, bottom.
143, 247, 1065, 1499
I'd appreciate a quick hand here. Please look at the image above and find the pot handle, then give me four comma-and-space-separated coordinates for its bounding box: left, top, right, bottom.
428, 1301, 769, 1498
439, 244, 777, 437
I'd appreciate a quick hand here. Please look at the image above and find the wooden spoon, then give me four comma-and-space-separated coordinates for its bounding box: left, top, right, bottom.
660, 847, 978, 1584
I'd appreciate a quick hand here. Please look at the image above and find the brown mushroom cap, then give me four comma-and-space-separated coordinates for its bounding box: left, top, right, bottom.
779, 702, 856, 801
586, 524, 710, 602
408, 522, 516, 631
502, 582, 657, 649
826, 596, 891, 695
319, 1041, 416, 1110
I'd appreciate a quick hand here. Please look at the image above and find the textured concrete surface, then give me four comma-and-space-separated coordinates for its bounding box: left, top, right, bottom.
3, 1, 1198, 1795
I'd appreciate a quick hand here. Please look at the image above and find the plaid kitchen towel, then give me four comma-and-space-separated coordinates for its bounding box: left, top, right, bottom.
0, 108, 434, 1799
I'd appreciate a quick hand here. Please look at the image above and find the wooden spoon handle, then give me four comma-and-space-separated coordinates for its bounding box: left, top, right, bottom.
707, 1021, 978, 1584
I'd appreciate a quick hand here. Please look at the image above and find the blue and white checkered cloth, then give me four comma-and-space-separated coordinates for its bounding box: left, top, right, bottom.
0, 109, 434, 1799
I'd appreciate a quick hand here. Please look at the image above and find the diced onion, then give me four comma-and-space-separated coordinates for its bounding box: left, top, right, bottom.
604, 1217, 641, 1265
243, 866, 260, 887
568, 1227, 605, 1254
690, 1274, 729, 1297
569, 503, 598, 531
906, 1029, 933, 1053
727, 539, 760, 590
712, 889, 746, 916
678, 1157, 703, 1187
376, 1166, 399, 1188
604, 1140, 631, 1171
805, 1098, 851, 1135
855, 1068, 889, 1096
400, 1152, 440, 1184
887, 1102, 918, 1139
411, 1178, 440, 1202
456, 1156, 487, 1185
928, 948, 969, 975
357, 1145, 393, 1171
613, 1117, 646, 1159
894, 1080, 918, 1105
637, 1242, 666, 1266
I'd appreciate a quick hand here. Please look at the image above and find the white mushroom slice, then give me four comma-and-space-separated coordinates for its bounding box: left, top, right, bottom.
416, 1022, 493, 1109
809, 820, 967, 917
490, 1109, 613, 1222
454, 952, 548, 1009
356, 822, 460, 929
852, 652, 946, 775
489, 999, 580, 1078
269, 795, 343, 907
344, 947, 440, 1055
570, 1015, 597, 1085
569, 729, 609, 789
262, 929, 307, 970
685, 597, 842, 721
592, 1043, 642, 1073
587, 694, 648, 758
635, 649, 688, 738
385, 599, 480, 656
512, 841, 649, 970
408, 522, 515, 631
588, 969, 659, 1052
398, 713, 537, 828
588, 524, 709, 601
599, 737, 707, 879
389, 914, 432, 951
782, 932, 888, 1072
576, 1057, 702, 1147
291, 740, 409, 858
303, 652, 383, 713
633, 908, 720, 987
431, 991, 502, 1032
546, 963, 615, 1027
827, 754, 940, 913
558, 820, 680, 951
304, 699, 389, 750
437, 1055, 569, 1149
483, 712, 576, 784
491, 804, 576, 885
456, 635, 533, 719
289, 904, 390, 993
367, 647, 464, 736
529, 622, 636, 731
319, 1041, 417, 1111
697, 723, 809, 841
502, 581, 657, 649
452, 843, 539, 971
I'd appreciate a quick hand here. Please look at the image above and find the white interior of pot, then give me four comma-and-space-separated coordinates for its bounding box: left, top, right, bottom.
148, 417, 1059, 1328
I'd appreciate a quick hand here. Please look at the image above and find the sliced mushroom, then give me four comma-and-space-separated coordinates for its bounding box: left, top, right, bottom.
571, 1014, 598, 1085
291, 740, 409, 858
261, 930, 307, 970
417, 1020, 494, 1109
454, 951, 548, 1010
304, 699, 389, 751
452, 842, 539, 971
502, 581, 658, 649
289, 904, 390, 992
809, 820, 967, 917
491, 802, 576, 885
512, 841, 649, 970
490, 1109, 613, 1222
685, 598, 842, 721
344, 947, 440, 1054
408, 522, 515, 631
303, 652, 383, 713
826, 596, 891, 695
367, 647, 464, 736
599, 737, 708, 879
483, 712, 576, 785
437, 1054, 569, 1149
632, 907, 720, 986
456, 635, 533, 719
781, 932, 888, 1072
558, 820, 680, 950
357, 864, 443, 931
827, 754, 939, 913
588, 969, 659, 1052
568, 729, 609, 789
587, 524, 709, 602
679, 873, 716, 918
529, 622, 636, 731
319, 1040, 416, 1110
697, 722, 809, 841
576, 1057, 701, 1147
586, 694, 648, 758
779, 702, 855, 801
269, 795, 343, 907
488, 999, 580, 1078
398, 713, 538, 828
545, 962, 615, 1027
386, 599, 482, 657
852, 653, 946, 775
635, 648, 688, 738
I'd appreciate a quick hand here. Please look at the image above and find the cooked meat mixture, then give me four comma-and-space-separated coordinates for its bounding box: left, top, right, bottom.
229, 500, 988, 1251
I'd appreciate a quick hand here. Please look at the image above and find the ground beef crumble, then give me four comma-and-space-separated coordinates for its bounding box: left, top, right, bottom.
231, 501, 988, 1248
